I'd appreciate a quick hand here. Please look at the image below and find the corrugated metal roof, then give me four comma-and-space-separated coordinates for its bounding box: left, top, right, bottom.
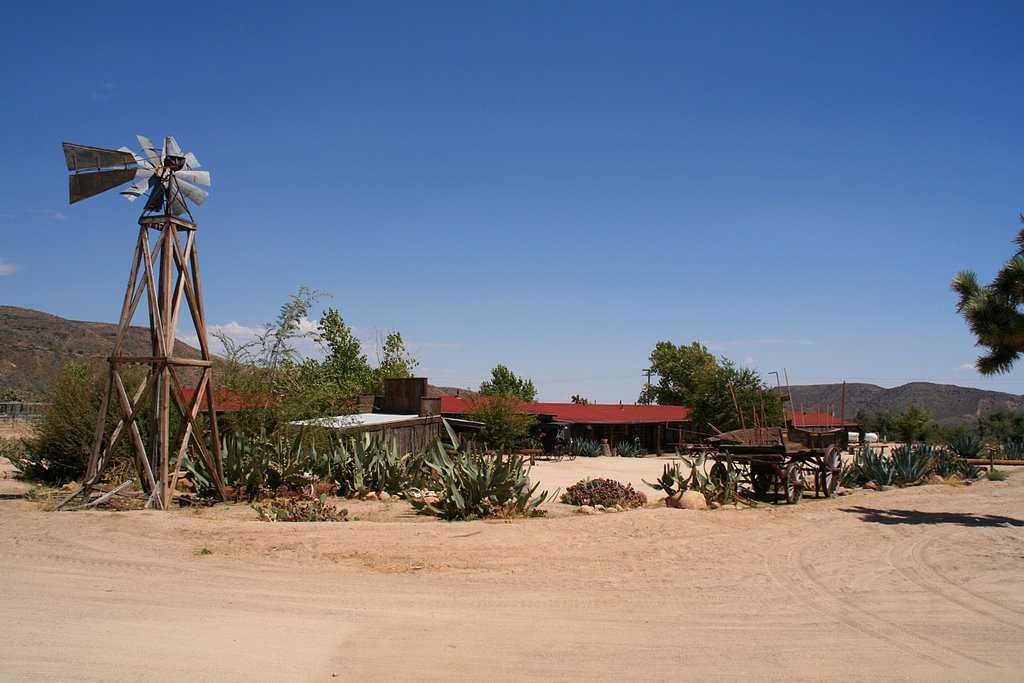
292, 413, 436, 429
439, 396, 690, 424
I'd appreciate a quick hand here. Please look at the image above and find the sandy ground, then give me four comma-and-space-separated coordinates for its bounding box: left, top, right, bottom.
2, 455, 1023, 682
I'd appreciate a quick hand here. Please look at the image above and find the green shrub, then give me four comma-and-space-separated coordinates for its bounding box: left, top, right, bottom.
987, 468, 1007, 481
560, 478, 647, 508
253, 493, 348, 522
16, 363, 147, 484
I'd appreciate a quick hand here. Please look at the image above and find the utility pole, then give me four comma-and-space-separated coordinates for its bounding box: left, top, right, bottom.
641, 367, 655, 405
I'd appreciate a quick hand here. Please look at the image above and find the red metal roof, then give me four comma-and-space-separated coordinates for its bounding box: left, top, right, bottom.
786, 411, 858, 428
181, 387, 278, 412
439, 396, 690, 424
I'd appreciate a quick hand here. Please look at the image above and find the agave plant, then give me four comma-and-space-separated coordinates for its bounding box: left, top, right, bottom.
948, 433, 983, 459
891, 443, 935, 484
615, 441, 639, 458
337, 432, 426, 497
644, 451, 713, 496
855, 446, 894, 487
410, 440, 551, 520
1002, 440, 1024, 460
568, 437, 603, 458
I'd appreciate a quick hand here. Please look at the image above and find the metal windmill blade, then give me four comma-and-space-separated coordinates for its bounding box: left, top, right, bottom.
63, 135, 211, 216
62, 143, 138, 204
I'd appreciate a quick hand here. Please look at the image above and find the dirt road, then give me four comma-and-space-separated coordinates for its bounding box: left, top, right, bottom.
1, 457, 1022, 681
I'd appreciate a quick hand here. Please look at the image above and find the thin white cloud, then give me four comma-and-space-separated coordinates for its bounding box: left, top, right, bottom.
25, 209, 67, 221
0, 260, 24, 276
956, 363, 976, 371
710, 339, 817, 351
90, 82, 115, 100
411, 341, 464, 350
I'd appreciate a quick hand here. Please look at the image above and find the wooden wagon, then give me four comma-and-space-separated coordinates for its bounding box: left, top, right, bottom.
706, 429, 843, 504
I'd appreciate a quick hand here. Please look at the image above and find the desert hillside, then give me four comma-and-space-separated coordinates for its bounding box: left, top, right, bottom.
0, 306, 204, 399
0, 306, 469, 401
788, 382, 1024, 427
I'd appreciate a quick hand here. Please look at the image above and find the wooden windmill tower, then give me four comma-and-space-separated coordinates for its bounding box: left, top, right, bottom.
62, 136, 227, 509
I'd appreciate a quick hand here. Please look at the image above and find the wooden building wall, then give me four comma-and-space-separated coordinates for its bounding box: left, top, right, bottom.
381, 377, 429, 415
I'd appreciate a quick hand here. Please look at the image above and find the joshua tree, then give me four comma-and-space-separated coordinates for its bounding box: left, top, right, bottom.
952, 214, 1024, 374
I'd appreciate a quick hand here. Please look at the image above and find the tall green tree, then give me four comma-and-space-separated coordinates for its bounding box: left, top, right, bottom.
316, 307, 372, 397
367, 331, 418, 395
888, 403, 932, 443
952, 214, 1024, 374
468, 395, 537, 450
638, 341, 783, 436
479, 364, 537, 402
980, 410, 1024, 443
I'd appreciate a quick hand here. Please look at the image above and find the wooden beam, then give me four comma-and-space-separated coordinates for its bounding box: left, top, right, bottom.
107, 356, 212, 367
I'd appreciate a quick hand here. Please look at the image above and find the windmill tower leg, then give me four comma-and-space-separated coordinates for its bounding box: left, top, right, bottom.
82, 216, 227, 509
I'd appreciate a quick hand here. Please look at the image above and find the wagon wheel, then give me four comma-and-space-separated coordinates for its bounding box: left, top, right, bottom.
818, 445, 842, 498
751, 469, 772, 495
784, 463, 804, 504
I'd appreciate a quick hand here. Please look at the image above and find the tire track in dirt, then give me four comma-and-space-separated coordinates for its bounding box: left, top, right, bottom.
888, 527, 1024, 630
764, 532, 991, 669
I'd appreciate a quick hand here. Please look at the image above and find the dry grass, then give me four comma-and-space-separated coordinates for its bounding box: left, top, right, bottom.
0, 421, 36, 441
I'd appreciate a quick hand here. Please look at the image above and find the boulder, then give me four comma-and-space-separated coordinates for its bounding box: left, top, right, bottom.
363, 491, 379, 501
578, 505, 596, 514
709, 500, 722, 510
379, 491, 391, 502
681, 490, 708, 510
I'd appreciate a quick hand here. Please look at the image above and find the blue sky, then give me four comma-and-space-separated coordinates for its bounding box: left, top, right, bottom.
2, 1, 1023, 402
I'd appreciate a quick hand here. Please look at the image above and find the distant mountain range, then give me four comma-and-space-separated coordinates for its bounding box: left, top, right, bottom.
0, 306, 468, 401
787, 382, 1024, 428
0, 306, 205, 399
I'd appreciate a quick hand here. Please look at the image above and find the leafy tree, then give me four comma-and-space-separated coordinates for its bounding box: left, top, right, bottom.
854, 409, 893, 439
888, 403, 932, 443
214, 287, 326, 433
570, 394, 590, 404
638, 341, 783, 436
479, 364, 537, 402
316, 307, 372, 397
952, 214, 1024, 374
468, 395, 537, 450
367, 331, 418, 395
214, 289, 420, 433
980, 410, 1024, 443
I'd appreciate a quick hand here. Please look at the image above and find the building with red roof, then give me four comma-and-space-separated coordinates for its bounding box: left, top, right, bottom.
438, 395, 690, 453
